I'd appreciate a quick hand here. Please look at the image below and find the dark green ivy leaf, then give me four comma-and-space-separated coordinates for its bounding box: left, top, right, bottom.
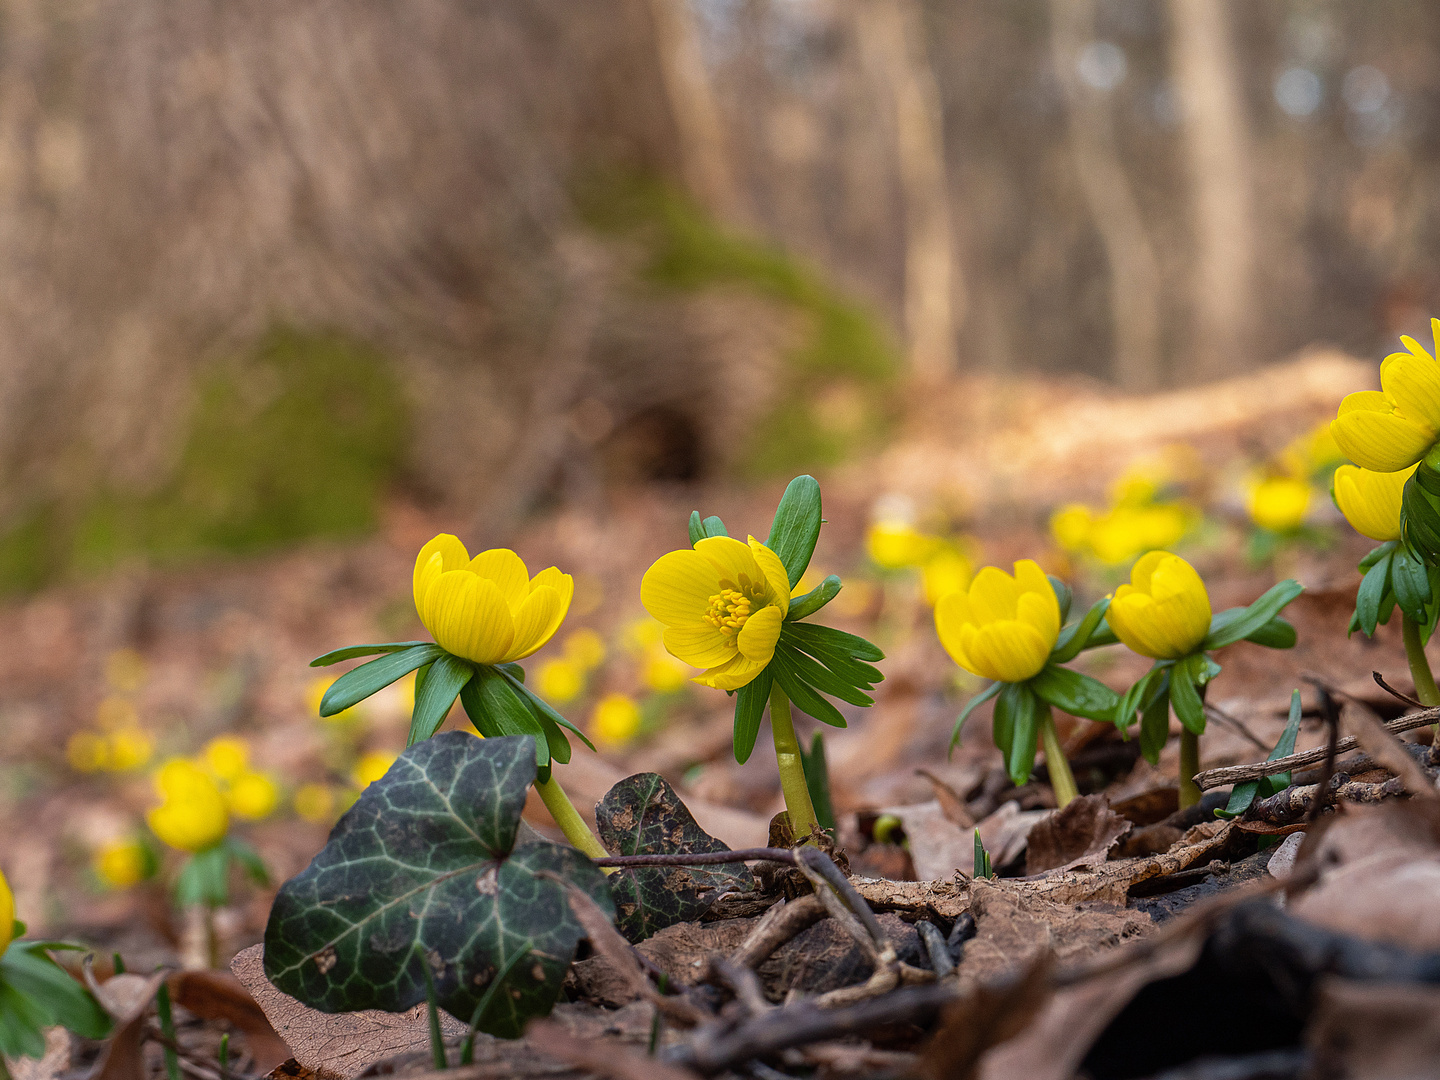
766, 475, 823, 589
595, 773, 755, 943
264, 733, 612, 1039
320, 644, 446, 716
310, 642, 431, 668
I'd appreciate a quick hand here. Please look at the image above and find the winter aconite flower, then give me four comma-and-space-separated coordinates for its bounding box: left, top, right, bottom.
1247, 477, 1310, 533
413, 534, 574, 665
352, 751, 397, 789
93, 838, 152, 890
227, 771, 280, 821
0, 870, 13, 951
641, 536, 791, 690
1107, 552, 1212, 660
1333, 463, 1414, 542
1331, 323, 1440, 472
592, 693, 642, 747
147, 760, 228, 853
934, 560, 1060, 683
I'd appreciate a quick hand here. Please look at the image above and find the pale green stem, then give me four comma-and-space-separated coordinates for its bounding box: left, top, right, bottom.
1178, 728, 1201, 810
769, 683, 821, 841
535, 773, 614, 872
1402, 614, 1440, 708
1038, 705, 1078, 808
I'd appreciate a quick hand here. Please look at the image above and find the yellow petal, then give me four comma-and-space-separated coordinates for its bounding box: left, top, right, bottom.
428, 571, 515, 664
695, 536, 765, 594
504, 584, 567, 662
663, 623, 736, 667
934, 592, 977, 673
1107, 590, 1166, 659
1333, 463, 1411, 542
1015, 590, 1061, 651
966, 566, 1019, 623
1382, 352, 1440, 433
736, 603, 783, 662
467, 549, 530, 612
1332, 397, 1433, 472
694, 651, 770, 691
966, 621, 1050, 683
641, 549, 724, 627
747, 537, 793, 606
414, 534, 470, 617
1128, 550, 1167, 594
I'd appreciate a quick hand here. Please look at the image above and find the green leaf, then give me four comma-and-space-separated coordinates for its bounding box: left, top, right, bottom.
311, 642, 431, 668
1029, 664, 1120, 721
1393, 543, 1432, 625
1050, 598, 1111, 664
1358, 540, 1398, 572
766, 475, 823, 588
689, 512, 728, 543
1138, 674, 1171, 766
320, 645, 446, 716
175, 845, 231, 908
773, 643, 874, 707
788, 575, 842, 621
1169, 659, 1206, 735
974, 832, 992, 880
732, 668, 772, 765
1001, 682, 1041, 787
407, 654, 475, 746
799, 732, 837, 837
1047, 576, 1073, 624
769, 651, 847, 728
781, 620, 885, 666
1403, 474, 1440, 561
702, 515, 728, 538
459, 669, 552, 773
1217, 688, 1303, 819
1114, 664, 1165, 730
264, 733, 611, 1038
1084, 619, 1119, 649
500, 671, 595, 755
595, 773, 755, 942
0, 942, 111, 1043
949, 681, 1002, 756
1244, 616, 1296, 649
1202, 580, 1303, 650
228, 837, 270, 886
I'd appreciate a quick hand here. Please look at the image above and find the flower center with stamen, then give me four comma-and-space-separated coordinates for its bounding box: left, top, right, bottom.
704, 589, 754, 639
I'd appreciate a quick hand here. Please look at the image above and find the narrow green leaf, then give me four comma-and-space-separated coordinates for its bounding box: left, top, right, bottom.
733, 668, 772, 764
781, 620, 885, 664
1244, 616, 1296, 649
800, 733, 837, 837
1138, 675, 1171, 765
0, 944, 111, 1040
500, 670, 594, 754
1047, 576, 1073, 624
1050, 597, 1112, 664
774, 643, 873, 707
950, 681, 1002, 756
1393, 543, 1431, 625
310, 642, 430, 668
766, 475, 823, 588
1029, 664, 1120, 721
1402, 475, 1440, 562
702, 515, 728, 538
459, 669, 551, 771
1202, 580, 1303, 650
1358, 540, 1398, 572
770, 652, 847, 728
1169, 660, 1205, 735
407, 654, 474, 746
788, 575, 842, 621
1217, 689, 1303, 818
974, 832, 991, 879
1115, 664, 1164, 730
1084, 619, 1119, 649
320, 645, 446, 716
688, 511, 705, 545
1004, 683, 1041, 787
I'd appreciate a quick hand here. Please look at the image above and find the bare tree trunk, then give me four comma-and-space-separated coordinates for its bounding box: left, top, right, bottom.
645, 0, 749, 226
1167, 0, 1255, 381
1048, 0, 1162, 391
855, 0, 960, 378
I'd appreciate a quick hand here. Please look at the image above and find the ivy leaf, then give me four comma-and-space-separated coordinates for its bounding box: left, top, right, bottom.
263, 733, 612, 1038
595, 773, 755, 943
766, 475, 823, 588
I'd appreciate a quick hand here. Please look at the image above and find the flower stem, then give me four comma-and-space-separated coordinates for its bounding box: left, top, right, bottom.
1038, 705, 1078, 808
1178, 728, 1202, 809
1402, 614, 1440, 708
534, 772, 613, 871
769, 683, 821, 841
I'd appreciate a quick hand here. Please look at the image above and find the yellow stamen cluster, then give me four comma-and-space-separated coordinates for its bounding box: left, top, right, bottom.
704, 588, 755, 638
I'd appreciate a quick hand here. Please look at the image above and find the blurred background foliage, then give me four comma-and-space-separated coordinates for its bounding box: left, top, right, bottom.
0, 0, 1434, 590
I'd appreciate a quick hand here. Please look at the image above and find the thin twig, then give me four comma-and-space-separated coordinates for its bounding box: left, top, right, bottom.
1373, 671, 1424, 708
729, 895, 826, 970
593, 848, 798, 868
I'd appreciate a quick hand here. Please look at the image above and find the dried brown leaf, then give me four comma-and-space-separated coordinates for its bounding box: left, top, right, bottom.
1341, 701, 1438, 799
1306, 977, 1440, 1080
1024, 795, 1131, 876
8, 1027, 70, 1080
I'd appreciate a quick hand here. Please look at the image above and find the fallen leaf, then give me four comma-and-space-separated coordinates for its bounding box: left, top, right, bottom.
7, 1027, 69, 1080
878, 800, 972, 881
1306, 977, 1440, 1080
1024, 795, 1131, 876
83, 968, 165, 1080
169, 969, 291, 1073
916, 767, 978, 828
975, 802, 1050, 873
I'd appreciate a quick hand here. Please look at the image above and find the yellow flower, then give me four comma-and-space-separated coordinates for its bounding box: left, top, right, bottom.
866, 522, 938, 569
1282, 421, 1345, 479
203, 736, 249, 781
106, 727, 154, 772
933, 560, 1060, 683
94, 838, 151, 890
621, 617, 663, 656
1331, 325, 1440, 472
227, 771, 279, 821
1247, 477, 1311, 533
642, 650, 691, 694
1050, 504, 1094, 553
536, 658, 585, 704
67, 731, 108, 773
562, 629, 607, 672
294, 783, 336, 824
921, 547, 973, 608
592, 693, 642, 747
413, 534, 574, 665
640, 536, 791, 691
0, 870, 13, 951
1333, 462, 1415, 542
1107, 551, 1212, 660
352, 750, 397, 788
1088, 505, 1191, 566
147, 760, 228, 853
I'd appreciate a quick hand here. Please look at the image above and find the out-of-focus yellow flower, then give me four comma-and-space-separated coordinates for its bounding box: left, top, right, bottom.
562, 628, 606, 672
94, 838, 152, 890
413, 534, 574, 665
1108, 551, 1212, 660
294, 783, 337, 824
1050, 504, 1094, 553
105, 649, 147, 693
640, 536, 790, 691
1282, 422, 1345, 479
226, 770, 279, 821
147, 760, 228, 853
1333, 462, 1414, 541
67, 731, 108, 773
621, 617, 664, 656
105, 727, 153, 772
1247, 476, 1311, 533
1088, 505, 1191, 566
1331, 325, 1440, 472
95, 696, 138, 731
642, 650, 691, 694
1108, 459, 1171, 507
934, 560, 1060, 683
866, 521, 938, 569
921, 547, 973, 608
203, 736, 249, 781
0, 869, 13, 950
592, 693, 642, 747
352, 751, 397, 789
536, 658, 585, 705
